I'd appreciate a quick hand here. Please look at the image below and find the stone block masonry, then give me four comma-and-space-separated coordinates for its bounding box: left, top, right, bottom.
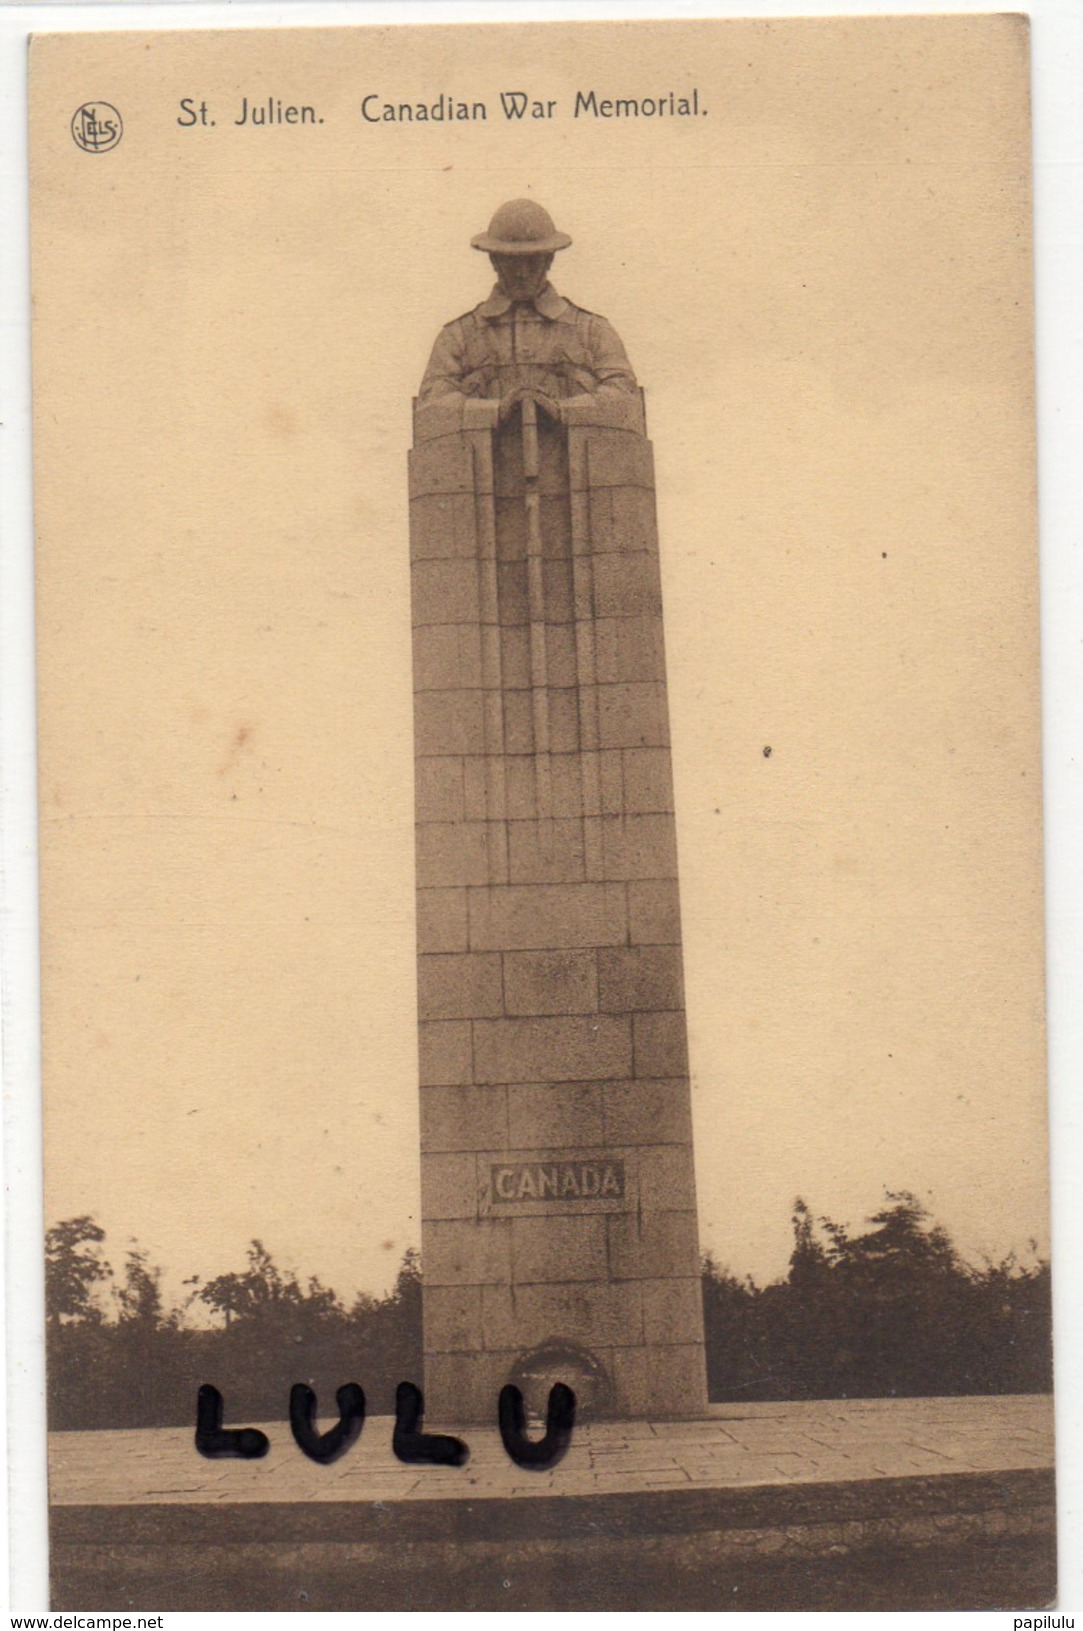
410, 391, 707, 1423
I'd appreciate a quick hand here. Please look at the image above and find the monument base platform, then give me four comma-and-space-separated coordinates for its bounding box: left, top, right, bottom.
49, 1397, 1055, 1611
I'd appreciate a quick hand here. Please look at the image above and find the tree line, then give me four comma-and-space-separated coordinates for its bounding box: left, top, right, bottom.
46, 1224, 421, 1430
701, 1194, 1051, 1401
46, 1192, 1051, 1431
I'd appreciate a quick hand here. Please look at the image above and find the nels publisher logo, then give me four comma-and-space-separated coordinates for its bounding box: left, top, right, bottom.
71, 102, 123, 153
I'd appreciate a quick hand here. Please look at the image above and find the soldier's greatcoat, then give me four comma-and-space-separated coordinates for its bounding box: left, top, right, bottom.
419, 282, 637, 409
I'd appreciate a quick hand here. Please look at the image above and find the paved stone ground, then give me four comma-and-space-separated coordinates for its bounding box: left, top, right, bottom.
50, 1394, 1053, 1506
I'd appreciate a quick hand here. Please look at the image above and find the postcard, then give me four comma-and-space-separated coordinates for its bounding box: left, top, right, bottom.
29, 12, 1054, 1610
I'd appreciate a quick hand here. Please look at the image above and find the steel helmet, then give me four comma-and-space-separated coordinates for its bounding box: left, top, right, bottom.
471, 199, 572, 255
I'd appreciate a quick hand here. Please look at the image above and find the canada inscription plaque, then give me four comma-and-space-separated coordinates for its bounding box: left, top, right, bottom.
491, 1158, 626, 1202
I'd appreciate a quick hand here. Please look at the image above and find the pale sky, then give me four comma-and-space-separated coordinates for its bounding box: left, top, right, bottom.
32, 16, 1048, 1312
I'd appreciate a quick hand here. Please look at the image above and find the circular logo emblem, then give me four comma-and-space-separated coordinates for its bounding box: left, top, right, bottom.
71, 103, 123, 154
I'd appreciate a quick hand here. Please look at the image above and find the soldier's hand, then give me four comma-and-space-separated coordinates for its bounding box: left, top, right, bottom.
530, 391, 562, 423
497, 387, 530, 424
498, 386, 563, 425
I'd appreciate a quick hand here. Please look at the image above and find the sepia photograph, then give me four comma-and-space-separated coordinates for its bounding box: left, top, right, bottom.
28, 12, 1054, 1610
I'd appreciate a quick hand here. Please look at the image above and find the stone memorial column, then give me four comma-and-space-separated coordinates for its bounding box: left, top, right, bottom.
410, 386, 707, 1423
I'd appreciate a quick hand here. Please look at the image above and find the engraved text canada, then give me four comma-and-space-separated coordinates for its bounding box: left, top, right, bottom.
490, 1160, 626, 1203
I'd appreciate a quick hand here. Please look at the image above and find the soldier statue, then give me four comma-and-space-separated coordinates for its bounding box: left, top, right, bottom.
419, 198, 638, 422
